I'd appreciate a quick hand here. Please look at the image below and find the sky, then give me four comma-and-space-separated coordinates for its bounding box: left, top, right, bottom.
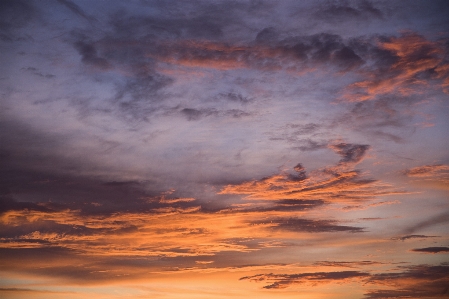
1, 0, 449, 298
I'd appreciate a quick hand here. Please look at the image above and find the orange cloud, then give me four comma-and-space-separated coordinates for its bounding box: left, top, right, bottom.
241, 264, 449, 298
403, 164, 449, 177
220, 143, 401, 205
344, 33, 449, 101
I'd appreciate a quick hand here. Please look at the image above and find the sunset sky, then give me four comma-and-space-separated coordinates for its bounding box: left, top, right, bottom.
1, 0, 449, 298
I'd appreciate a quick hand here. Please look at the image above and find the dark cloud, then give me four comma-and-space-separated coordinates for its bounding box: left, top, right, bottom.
329, 143, 370, 164
250, 217, 364, 233
269, 123, 327, 151
56, 0, 95, 23
391, 234, 439, 241
315, 0, 383, 21
74, 41, 111, 70
365, 264, 449, 299
219, 92, 253, 104
287, 123, 320, 135
92, 29, 368, 78
0, 196, 54, 214
240, 270, 370, 289
403, 212, 449, 234
181, 108, 217, 121
313, 261, 383, 268
0, 287, 70, 295
403, 164, 449, 177
343, 32, 449, 101
220, 143, 401, 204
21, 66, 55, 79
209, 199, 326, 214
180, 107, 251, 121
109, 7, 225, 41
410, 247, 449, 254
255, 27, 277, 43
333, 46, 364, 70
0, 0, 34, 34
242, 264, 449, 296
334, 97, 416, 143
290, 163, 307, 181
291, 139, 328, 151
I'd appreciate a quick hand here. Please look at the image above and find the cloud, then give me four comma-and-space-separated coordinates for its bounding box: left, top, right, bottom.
403, 212, 449, 234
220, 142, 400, 204
250, 217, 364, 233
315, 0, 383, 21
219, 92, 253, 104
56, 0, 95, 23
241, 264, 449, 297
403, 164, 449, 177
214, 199, 326, 214
328, 143, 369, 165
344, 32, 449, 101
74, 41, 111, 70
333, 97, 415, 143
365, 264, 449, 299
313, 260, 383, 268
180, 107, 251, 121
255, 27, 277, 43
0, 0, 35, 35
240, 270, 370, 289
268, 123, 326, 151
410, 247, 449, 253
391, 234, 439, 241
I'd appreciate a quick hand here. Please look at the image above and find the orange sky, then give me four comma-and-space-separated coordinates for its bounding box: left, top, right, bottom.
1, 0, 448, 298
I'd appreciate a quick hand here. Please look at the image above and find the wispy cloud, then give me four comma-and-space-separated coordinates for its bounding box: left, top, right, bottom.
220, 142, 402, 204
241, 263, 449, 297
403, 212, 449, 234
240, 270, 370, 289
344, 32, 449, 101
410, 247, 449, 253
403, 164, 449, 178
391, 234, 439, 241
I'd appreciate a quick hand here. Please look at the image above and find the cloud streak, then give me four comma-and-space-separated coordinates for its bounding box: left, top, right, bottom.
242, 264, 449, 298
220, 143, 402, 204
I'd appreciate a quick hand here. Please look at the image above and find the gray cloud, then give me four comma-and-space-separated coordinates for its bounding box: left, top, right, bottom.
313, 260, 383, 268
329, 143, 370, 165
219, 92, 253, 104
0, 0, 34, 35
241, 264, 449, 296
366, 264, 449, 299
391, 235, 439, 241
410, 247, 449, 254
74, 41, 111, 70
180, 107, 251, 121
314, 0, 383, 21
403, 212, 449, 234
240, 270, 370, 289
56, 0, 95, 23
250, 217, 364, 233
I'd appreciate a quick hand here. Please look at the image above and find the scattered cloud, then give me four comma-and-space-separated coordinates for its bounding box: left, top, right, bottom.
242, 264, 449, 297
220, 142, 401, 204
1, 1, 448, 297
240, 270, 370, 289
